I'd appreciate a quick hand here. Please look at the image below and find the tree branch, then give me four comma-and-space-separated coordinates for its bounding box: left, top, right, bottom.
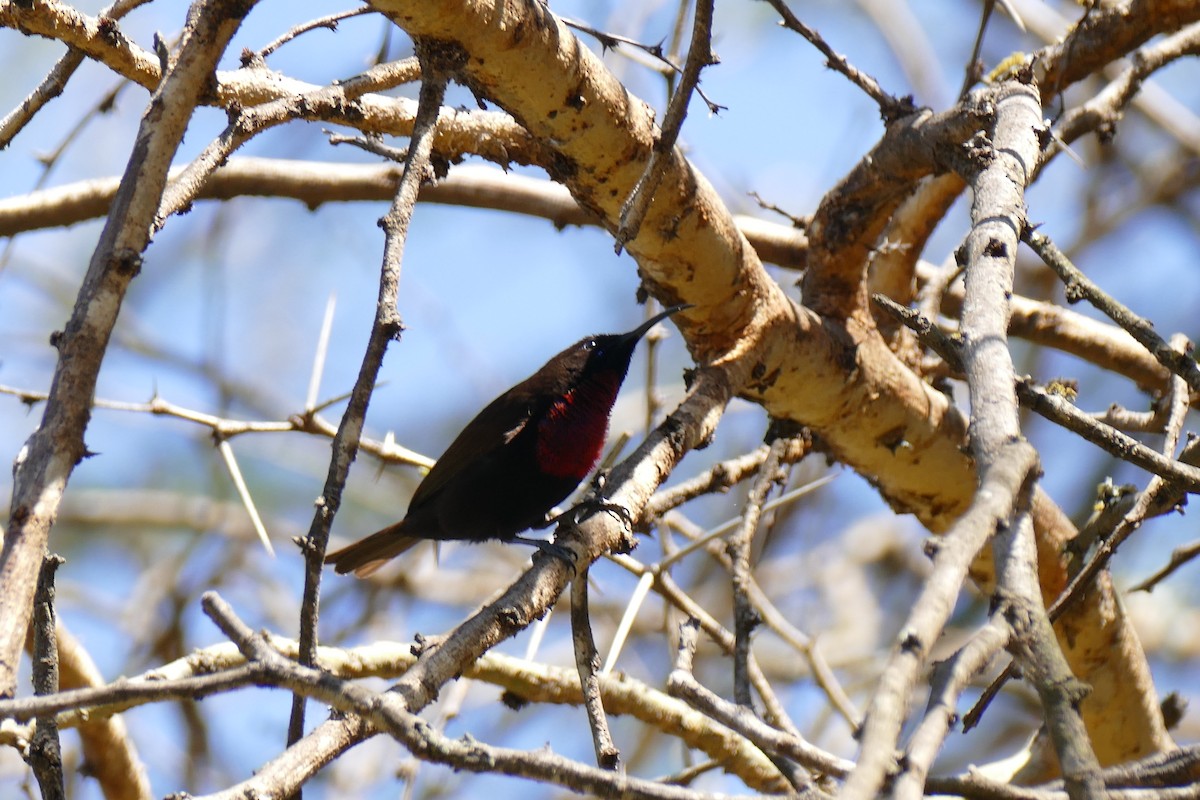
285, 51, 450, 758
0, 0, 259, 699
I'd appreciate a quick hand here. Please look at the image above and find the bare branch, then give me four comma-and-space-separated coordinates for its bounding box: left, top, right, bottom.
959, 79, 1104, 798
570, 567, 620, 770
727, 438, 785, 707
1024, 229, 1200, 396
615, 0, 718, 249
285, 54, 450, 754
0, 385, 435, 469
0, 0, 260, 700
254, 6, 376, 60
28, 556, 66, 800
762, 0, 909, 118
668, 619, 852, 781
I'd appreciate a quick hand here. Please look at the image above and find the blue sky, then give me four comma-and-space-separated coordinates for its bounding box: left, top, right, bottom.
2, 1, 1199, 797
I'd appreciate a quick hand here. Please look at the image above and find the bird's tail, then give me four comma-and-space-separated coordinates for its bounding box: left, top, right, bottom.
325, 521, 420, 577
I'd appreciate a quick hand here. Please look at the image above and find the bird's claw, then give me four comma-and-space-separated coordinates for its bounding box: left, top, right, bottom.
537, 498, 631, 531
570, 498, 635, 532
514, 535, 578, 574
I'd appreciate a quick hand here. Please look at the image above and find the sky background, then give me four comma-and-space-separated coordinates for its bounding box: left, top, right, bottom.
2, 0, 1199, 797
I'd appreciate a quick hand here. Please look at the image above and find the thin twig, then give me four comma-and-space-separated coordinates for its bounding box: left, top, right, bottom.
570, 566, 620, 769
0, 661, 269, 724
1016, 378, 1200, 492
650, 475, 835, 571
647, 446, 772, 515
1043, 364, 1193, 617
327, 131, 410, 162
958, 0, 1024, 98
762, 0, 910, 119
560, 16, 724, 113
255, 6, 374, 59
869, 299, 1200, 492
1092, 405, 1163, 434
561, 16, 668, 59
670, 621, 848, 782
0, 385, 434, 469
615, 0, 718, 249
284, 56, 449, 754
667, 620, 826, 791
742, 572, 861, 729
29, 556, 66, 800
1131, 531, 1200, 593
652, 572, 803, 741
1024, 228, 1200, 395
727, 438, 786, 707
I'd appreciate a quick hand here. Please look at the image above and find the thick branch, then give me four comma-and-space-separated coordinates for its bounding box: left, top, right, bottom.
0, 0, 258, 699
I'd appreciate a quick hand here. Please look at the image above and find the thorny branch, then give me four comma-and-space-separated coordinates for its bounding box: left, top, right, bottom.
0, 385, 435, 469
285, 56, 449, 752
615, 0, 718, 248
3, 0, 1199, 797
253, 6, 375, 60
559, 16, 724, 114
763, 0, 910, 118
1023, 229, 1200, 395
0, 0, 260, 700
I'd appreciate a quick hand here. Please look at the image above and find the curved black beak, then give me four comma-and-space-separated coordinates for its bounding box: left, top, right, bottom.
617, 303, 693, 344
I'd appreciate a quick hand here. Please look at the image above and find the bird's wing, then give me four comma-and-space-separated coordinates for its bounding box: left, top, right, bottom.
408, 387, 535, 509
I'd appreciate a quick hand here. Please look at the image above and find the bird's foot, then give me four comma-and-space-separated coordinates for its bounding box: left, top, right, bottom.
529, 498, 635, 568
512, 535, 577, 572
566, 497, 635, 531
540, 495, 635, 533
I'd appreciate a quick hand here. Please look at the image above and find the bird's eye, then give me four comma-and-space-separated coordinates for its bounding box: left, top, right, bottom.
583, 338, 598, 351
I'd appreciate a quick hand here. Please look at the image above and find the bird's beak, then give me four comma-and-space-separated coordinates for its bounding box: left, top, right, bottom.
618, 303, 693, 344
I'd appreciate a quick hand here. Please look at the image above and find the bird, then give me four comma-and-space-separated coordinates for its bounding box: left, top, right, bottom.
325, 304, 691, 577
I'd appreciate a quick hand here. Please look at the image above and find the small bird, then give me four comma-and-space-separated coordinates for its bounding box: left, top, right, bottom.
326, 304, 690, 577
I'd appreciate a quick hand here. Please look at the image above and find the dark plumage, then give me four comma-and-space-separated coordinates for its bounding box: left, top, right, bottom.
326, 304, 689, 577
